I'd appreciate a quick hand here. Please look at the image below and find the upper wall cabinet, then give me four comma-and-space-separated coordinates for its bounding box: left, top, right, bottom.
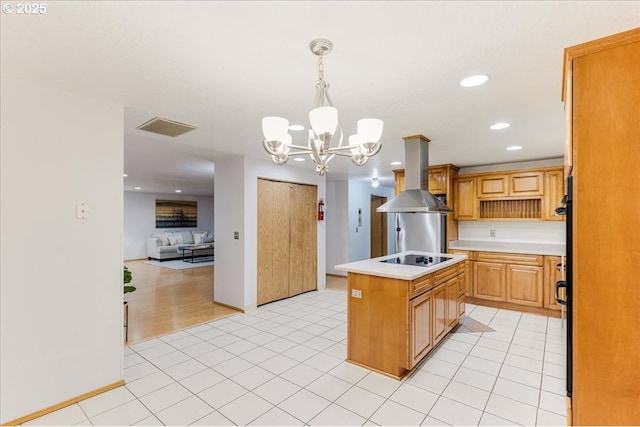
477, 175, 508, 198
454, 166, 564, 221
393, 164, 457, 196
477, 171, 544, 198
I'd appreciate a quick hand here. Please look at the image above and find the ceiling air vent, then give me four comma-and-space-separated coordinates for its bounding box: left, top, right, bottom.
136, 117, 197, 137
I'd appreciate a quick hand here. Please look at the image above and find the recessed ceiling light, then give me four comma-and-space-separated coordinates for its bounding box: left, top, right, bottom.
390, 161, 402, 166
175, 190, 182, 193
289, 124, 304, 131
460, 74, 489, 87
506, 145, 522, 151
123, 173, 128, 177
293, 157, 305, 162
490, 122, 510, 130
134, 187, 142, 190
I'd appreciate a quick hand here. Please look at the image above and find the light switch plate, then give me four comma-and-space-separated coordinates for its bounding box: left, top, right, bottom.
351, 289, 362, 298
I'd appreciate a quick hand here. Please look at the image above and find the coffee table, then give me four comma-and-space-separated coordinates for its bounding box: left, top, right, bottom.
182, 244, 214, 263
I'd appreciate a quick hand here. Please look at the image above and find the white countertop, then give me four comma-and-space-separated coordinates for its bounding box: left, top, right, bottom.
449, 240, 566, 256
335, 251, 467, 281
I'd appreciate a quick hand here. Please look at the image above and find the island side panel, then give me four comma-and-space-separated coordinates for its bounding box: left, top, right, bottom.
347, 272, 410, 378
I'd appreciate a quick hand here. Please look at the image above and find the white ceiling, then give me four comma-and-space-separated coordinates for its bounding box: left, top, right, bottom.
2, 1, 638, 196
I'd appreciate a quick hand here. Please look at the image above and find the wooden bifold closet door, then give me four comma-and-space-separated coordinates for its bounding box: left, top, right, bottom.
257, 179, 317, 305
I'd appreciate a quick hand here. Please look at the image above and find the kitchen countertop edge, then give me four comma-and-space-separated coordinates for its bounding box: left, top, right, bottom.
335, 251, 467, 281
449, 240, 566, 256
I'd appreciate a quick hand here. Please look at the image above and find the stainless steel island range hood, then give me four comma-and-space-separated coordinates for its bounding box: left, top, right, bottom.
377, 135, 453, 213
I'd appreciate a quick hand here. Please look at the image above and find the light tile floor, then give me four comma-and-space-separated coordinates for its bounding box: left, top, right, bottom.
24, 290, 567, 426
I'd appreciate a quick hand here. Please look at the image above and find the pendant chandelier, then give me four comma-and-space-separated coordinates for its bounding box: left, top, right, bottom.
262, 39, 383, 176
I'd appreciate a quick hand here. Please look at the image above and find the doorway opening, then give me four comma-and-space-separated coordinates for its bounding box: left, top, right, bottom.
370, 195, 388, 258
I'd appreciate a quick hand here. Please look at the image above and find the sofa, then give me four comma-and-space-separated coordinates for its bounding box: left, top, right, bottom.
147, 230, 214, 261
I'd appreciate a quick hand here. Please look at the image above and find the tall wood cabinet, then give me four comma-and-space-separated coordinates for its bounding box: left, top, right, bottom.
563, 28, 640, 425
257, 179, 317, 305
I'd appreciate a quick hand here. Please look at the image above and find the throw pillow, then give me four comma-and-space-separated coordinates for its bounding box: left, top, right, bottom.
168, 234, 183, 246
180, 230, 194, 244
193, 232, 207, 244
203, 233, 214, 243
157, 233, 170, 246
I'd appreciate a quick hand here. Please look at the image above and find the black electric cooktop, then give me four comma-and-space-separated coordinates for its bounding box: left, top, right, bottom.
380, 254, 452, 267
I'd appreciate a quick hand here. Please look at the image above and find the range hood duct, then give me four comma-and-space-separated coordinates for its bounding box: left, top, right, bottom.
377, 135, 453, 213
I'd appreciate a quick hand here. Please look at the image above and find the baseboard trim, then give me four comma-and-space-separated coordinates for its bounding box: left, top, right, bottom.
124, 257, 148, 262
466, 297, 562, 318
326, 273, 347, 278
2, 380, 125, 426
213, 300, 244, 313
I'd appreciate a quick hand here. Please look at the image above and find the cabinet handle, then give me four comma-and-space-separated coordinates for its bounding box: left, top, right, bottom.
555, 263, 565, 272
555, 280, 567, 305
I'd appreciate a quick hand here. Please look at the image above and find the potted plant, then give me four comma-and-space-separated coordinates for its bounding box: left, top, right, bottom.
124, 266, 136, 294
123, 266, 135, 342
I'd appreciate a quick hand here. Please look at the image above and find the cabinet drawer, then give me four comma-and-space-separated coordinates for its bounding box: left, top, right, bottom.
434, 265, 458, 285
410, 274, 434, 297
474, 251, 543, 266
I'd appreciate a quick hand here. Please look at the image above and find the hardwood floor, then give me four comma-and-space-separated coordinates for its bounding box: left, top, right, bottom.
326, 274, 347, 290
123, 262, 348, 345
124, 260, 239, 345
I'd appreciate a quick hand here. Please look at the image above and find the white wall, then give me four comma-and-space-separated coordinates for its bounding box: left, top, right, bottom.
457, 158, 566, 244
458, 221, 565, 244
124, 192, 214, 260
214, 157, 326, 311
213, 157, 245, 310
348, 181, 396, 263
325, 181, 349, 275
0, 76, 124, 423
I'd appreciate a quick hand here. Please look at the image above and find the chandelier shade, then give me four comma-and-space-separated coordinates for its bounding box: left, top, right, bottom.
261, 38, 383, 176
262, 117, 289, 142
309, 106, 338, 136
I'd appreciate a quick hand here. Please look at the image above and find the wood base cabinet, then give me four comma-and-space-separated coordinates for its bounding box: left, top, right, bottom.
505, 264, 543, 307
347, 262, 465, 379
474, 261, 506, 301
469, 251, 548, 310
543, 256, 564, 311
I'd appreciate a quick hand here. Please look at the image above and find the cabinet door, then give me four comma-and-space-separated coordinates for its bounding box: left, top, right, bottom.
457, 295, 465, 319
432, 284, 447, 345
449, 250, 474, 296
509, 171, 544, 197
464, 260, 474, 296
506, 264, 544, 307
394, 170, 405, 195
410, 290, 432, 368
257, 180, 290, 305
445, 278, 459, 330
477, 175, 508, 198
289, 183, 318, 296
474, 262, 506, 301
428, 166, 447, 194
544, 256, 564, 310
544, 169, 565, 221
453, 177, 477, 220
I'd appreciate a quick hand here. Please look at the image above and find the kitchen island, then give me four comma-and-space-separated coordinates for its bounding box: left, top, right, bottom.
335, 251, 467, 379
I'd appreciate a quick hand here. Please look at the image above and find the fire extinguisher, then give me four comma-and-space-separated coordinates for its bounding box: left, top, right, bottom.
318, 199, 326, 221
